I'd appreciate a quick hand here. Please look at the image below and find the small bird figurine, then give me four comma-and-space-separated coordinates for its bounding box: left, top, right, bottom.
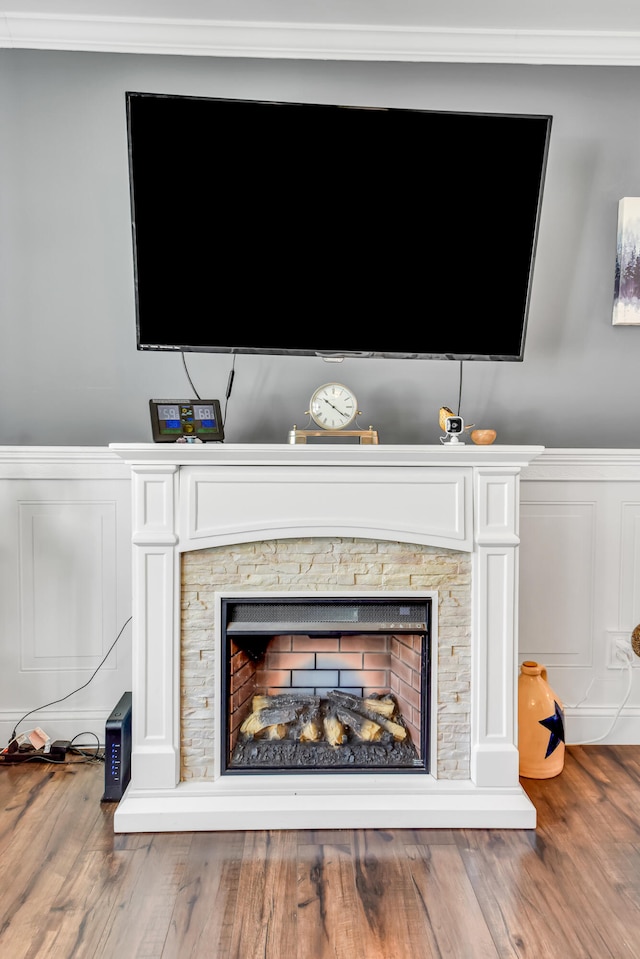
439, 406, 455, 432
439, 406, 475, 434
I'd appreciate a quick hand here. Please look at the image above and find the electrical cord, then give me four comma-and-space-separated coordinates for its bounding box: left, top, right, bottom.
180, 348, 236, 428
570, 648, 635, 745
69, 731, 103, 762
180, 349, 201, 399
223, 356, 236, 427
6, 615, 132, 746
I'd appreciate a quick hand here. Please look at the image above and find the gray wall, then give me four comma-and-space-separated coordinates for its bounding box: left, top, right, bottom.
1, 50, 639, 447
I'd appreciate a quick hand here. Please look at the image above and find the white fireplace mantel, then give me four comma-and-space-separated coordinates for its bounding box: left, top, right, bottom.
110, 443, 544, 831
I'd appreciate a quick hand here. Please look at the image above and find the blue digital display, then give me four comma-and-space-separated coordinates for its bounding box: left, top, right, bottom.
150, 398, 224, 443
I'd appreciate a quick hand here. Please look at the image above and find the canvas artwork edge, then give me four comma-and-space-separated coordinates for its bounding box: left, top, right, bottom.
613, 196, 640, 326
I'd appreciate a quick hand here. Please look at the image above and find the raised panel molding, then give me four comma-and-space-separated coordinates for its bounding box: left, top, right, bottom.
474, 469, 518, 544
519, 500, 597, 667
620, 502, 640, 632
19, 500, 117, 670
181, 465, 473, 551
131, 465, 178, 545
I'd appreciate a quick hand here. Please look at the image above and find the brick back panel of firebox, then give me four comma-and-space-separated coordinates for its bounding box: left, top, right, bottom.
229, 632, 423, 757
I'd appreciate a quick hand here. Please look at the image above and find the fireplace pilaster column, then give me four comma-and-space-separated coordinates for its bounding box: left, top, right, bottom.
130, 463, 180, 788
471, 466, 521, 787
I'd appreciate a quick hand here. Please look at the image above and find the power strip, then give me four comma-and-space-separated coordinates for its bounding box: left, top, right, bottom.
0, 747, 46, 763
1, 740, 71, 763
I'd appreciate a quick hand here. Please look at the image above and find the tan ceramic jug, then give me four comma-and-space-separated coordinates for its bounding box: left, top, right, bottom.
518, 661, 565, 779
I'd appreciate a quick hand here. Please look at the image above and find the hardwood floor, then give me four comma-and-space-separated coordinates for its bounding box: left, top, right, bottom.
1, 745, 640, 958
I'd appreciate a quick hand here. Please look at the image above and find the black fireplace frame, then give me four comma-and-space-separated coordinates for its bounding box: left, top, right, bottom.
220, 595, 432, 777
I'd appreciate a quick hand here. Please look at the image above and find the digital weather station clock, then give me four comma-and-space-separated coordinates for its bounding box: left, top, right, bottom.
149, 399, 224, 443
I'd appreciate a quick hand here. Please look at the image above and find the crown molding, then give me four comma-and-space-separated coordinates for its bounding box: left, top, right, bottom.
2, 13, 640, 65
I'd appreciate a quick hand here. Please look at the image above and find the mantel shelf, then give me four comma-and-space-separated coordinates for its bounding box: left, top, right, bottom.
110, 442, 545, 469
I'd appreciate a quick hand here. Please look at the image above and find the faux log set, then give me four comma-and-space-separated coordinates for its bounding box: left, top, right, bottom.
231, 690, 421, 769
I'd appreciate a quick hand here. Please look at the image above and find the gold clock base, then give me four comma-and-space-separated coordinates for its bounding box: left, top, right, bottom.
288, 427, 379, 445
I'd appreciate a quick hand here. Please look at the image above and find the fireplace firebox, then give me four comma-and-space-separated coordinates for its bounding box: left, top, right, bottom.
221, 596, 431, 774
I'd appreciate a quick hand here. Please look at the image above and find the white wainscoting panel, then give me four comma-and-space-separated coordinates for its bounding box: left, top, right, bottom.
521, 453, 640, 744
620, 502, 640, 639
519, 498, 597, 667
1, 447, 640, 748
19, 500, 117, 670
0, 449, 132, 746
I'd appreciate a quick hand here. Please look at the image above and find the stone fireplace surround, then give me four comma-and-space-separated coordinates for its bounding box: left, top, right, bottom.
111, 443, 544, 832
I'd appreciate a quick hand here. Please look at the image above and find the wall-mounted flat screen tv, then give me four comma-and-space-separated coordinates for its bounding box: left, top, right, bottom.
126, 91, 552, 361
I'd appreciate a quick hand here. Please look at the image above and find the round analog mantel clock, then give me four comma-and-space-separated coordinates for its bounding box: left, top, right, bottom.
288, 382, 379, 445
309, 382, 359, 430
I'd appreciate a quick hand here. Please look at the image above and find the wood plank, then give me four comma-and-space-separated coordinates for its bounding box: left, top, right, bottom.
350, 828, 439, 959
523, 745, 640, 843
22, 845, 147, 959
565, 840, 640, 956
297, 835, 371, 959
90, 832, 195, 959
0, 764, 62, 855
160, 831, 247, 959
0, 763, 105, 959
227, 830, 299, 959
456, 828, 600, 957
297, 828, 430, 959
404, 841, 500, 958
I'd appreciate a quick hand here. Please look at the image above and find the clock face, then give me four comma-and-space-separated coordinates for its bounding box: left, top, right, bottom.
309, 383, 358, 430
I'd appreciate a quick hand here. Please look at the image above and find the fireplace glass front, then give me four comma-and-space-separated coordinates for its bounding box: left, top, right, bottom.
221, 596, 431, 775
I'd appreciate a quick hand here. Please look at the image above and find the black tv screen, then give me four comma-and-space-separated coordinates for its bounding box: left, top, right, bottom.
126, 92, 551, 361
